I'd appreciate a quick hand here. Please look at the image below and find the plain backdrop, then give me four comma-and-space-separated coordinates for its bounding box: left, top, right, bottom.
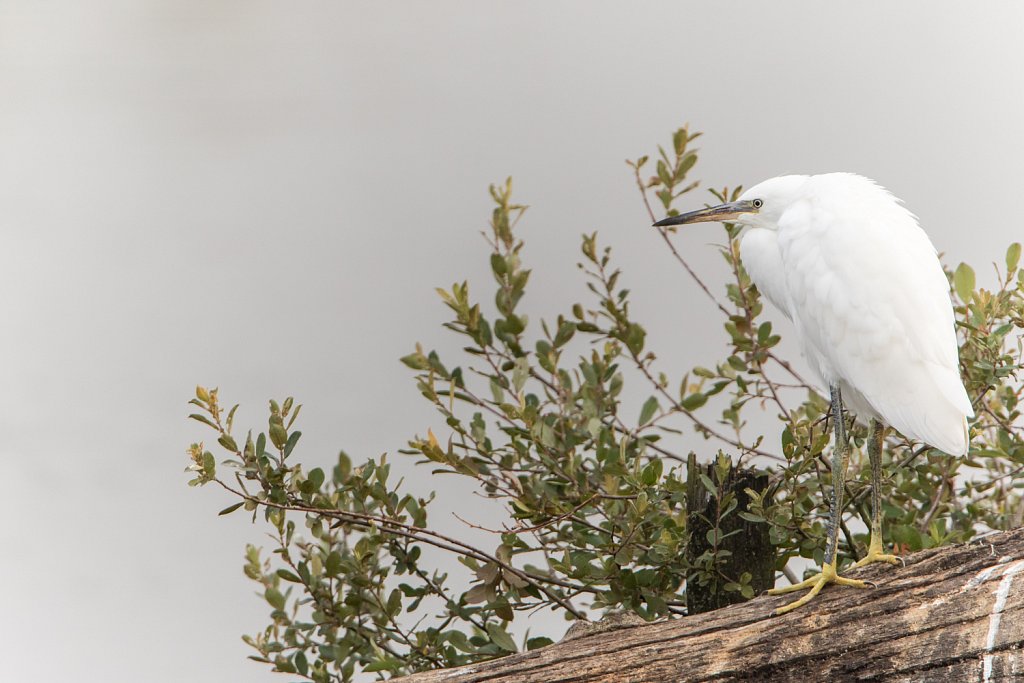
1, 2, 1022, 681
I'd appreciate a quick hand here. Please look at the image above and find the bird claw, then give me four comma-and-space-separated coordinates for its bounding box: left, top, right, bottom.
768, 561, 870, 615
853, 551, 903, 569
853, 538, 904, 569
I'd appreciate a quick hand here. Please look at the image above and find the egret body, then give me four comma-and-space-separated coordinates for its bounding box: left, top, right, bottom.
655, 173, 972, 613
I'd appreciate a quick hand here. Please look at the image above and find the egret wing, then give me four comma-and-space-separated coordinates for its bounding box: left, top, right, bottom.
775, 176, 971, 454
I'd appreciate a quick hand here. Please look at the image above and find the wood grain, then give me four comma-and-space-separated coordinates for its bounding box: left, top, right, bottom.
403, 528, 1024, 682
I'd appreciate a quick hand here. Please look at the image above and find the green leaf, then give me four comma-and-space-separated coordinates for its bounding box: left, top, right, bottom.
641, 458, 663, 485
527, 636, 555, 650
638, 396, 659, 426
681, 392, 707, 410
447, 630, 473, 653
553, 321, 576, 347
494, 596, 514, 621
335, 451, 351, 482
269, 423, 288, 450
672, 128, 687, 156
954, 262, 975, 303
489, 377, 505, 404
625, 323, 646, 355
512, 357, 529, 393
486, 623, 518, 652
502, 568, 529, 589
188, 413, 216, 429
1007, 242, 1022, 273
307, 467, 325, 490
386, 588, 402, 616
225, 405, 238, 433
218, 502, 244, 516
465, 583, 491, 604
364, 658, 401, 673
325, 551, 343, 577
478, 318, 493, 345
677, 152, 698, 179
283, 430, 301, 458
276, 569, 303, 583
400, 352, 429, 370
217, 433, 238, 452
265, 587, 286, 610
496, 544, 513, 564
490, 252, 508, 275
698, 473, 718, 498
656, 159, 672, 187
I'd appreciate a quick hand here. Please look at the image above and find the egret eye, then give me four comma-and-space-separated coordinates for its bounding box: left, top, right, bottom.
752, 199, 763, 209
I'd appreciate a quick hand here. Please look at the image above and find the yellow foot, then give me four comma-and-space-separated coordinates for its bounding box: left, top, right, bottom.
852, 549, 902, 569
768, 561, 870, 615
853, 536, 903, 569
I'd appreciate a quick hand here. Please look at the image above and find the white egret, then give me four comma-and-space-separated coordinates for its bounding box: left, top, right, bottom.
654, 173, 973, 614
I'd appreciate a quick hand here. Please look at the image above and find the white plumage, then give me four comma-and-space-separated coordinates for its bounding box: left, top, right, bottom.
654, 173, 971, 610
736, 173, 972, 455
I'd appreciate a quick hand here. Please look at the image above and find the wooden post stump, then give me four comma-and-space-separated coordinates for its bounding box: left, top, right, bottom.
685, 452, 773, 614
404, 527, 1024, 682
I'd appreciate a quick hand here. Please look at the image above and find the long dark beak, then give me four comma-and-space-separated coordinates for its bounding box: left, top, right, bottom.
653, 200, 754, 227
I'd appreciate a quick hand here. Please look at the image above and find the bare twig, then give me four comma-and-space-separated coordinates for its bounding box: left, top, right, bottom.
632, 165, 731, 317
215, 479, 591, 619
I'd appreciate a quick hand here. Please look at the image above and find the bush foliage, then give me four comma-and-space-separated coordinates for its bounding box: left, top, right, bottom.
185, 126, 1024, 681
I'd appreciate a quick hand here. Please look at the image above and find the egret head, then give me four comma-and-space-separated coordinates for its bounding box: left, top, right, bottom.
653, 175, 809, 231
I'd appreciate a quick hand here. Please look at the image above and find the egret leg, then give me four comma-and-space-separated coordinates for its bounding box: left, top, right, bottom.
853, 419, 901, 568
769, 385, 870, 615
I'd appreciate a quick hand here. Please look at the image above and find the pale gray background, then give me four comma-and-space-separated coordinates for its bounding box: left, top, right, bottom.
1, 2, 1022, 681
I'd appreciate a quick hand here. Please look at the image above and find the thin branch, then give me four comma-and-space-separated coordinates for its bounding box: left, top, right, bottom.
215, 479, 591, 619
632, 164, 731, 317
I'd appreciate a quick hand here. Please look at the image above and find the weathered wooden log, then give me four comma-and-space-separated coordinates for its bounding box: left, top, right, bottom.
404, 527, 1024, 682
685, 452, 773, 614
